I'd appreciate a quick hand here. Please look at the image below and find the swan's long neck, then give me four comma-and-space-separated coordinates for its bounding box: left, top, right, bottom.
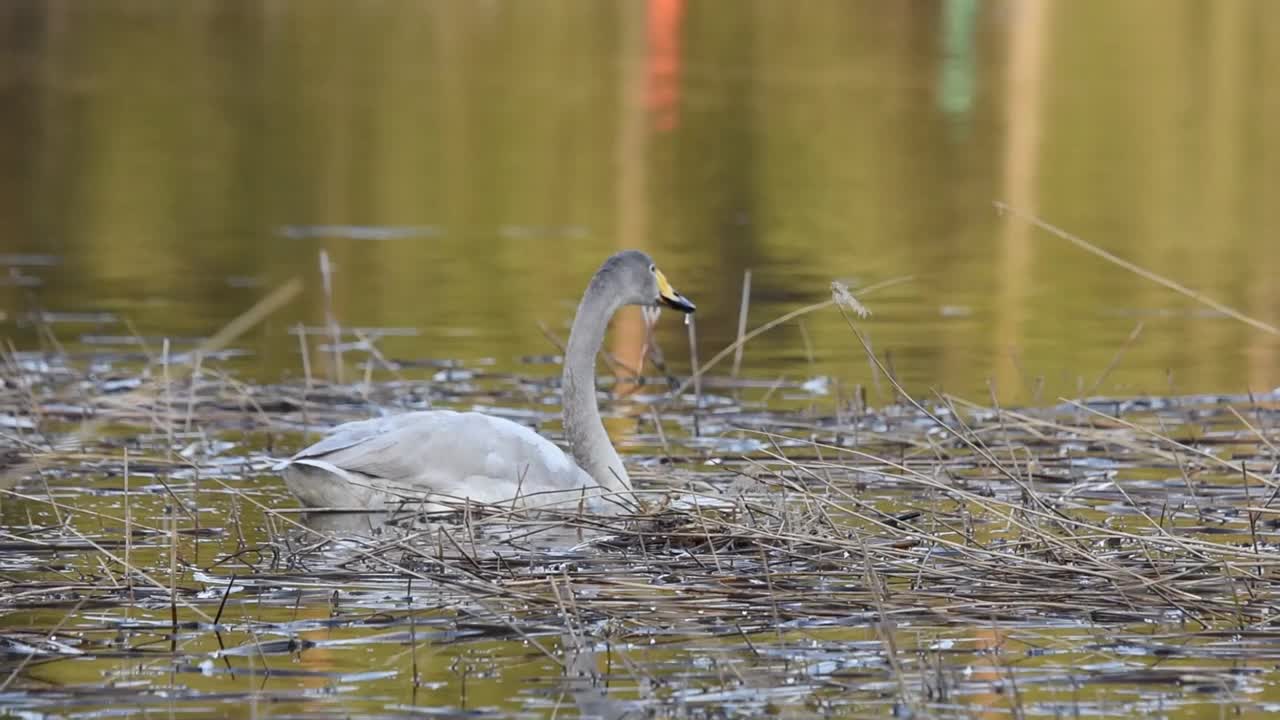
562, 278, 631, 493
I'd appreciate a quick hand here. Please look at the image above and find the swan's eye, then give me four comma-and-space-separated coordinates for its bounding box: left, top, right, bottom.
648, 264, 656, 273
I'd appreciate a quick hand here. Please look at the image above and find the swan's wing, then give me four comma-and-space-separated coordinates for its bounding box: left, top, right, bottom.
286, 411, 442, 463
285, 410, 464, 482
286, 410, 582, 490
281, 410, 633, 512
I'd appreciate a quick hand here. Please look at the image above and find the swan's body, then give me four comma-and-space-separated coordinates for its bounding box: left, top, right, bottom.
278, 250, 695, 514
281, 410, 602, 510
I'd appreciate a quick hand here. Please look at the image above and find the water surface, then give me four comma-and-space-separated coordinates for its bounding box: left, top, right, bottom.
1, 0, 1276, 401
2, 2, 1280, 718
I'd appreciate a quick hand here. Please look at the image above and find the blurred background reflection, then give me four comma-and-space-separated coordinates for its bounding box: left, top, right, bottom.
1, 0, 1276, 404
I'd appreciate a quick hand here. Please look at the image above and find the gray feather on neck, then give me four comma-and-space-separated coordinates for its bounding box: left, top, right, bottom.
561, 267, 632, 494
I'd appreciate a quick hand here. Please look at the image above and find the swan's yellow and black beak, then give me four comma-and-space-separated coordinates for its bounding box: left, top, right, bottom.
655, 268, 696, 313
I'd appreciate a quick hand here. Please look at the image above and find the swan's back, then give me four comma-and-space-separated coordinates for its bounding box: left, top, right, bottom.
280, 410, 615, 512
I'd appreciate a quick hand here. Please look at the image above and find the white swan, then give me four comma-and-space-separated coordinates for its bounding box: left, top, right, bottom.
278, 250, 695, 514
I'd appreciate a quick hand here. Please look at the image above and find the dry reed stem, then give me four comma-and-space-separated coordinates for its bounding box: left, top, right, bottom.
994, 202, 1280, 336
731, 269, 752, 380
670, 275, 912, 399
4, 305, 1279, 714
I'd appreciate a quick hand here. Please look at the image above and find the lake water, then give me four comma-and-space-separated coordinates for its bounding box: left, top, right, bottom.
2, 2, 1280, 718
1, 0, 1277, 403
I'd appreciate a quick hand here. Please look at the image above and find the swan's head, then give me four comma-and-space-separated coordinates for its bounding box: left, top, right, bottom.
600, 250, 696, 314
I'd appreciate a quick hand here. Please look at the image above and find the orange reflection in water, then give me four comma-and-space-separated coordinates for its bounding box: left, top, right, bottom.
646, 0, 684, 133
613, 0, 686, 399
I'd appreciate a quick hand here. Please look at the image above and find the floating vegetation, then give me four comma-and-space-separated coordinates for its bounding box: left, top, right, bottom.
1, 332, 1279, 718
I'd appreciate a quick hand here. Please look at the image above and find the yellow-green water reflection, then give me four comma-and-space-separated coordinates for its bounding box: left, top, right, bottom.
1, 0, 1277, 402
